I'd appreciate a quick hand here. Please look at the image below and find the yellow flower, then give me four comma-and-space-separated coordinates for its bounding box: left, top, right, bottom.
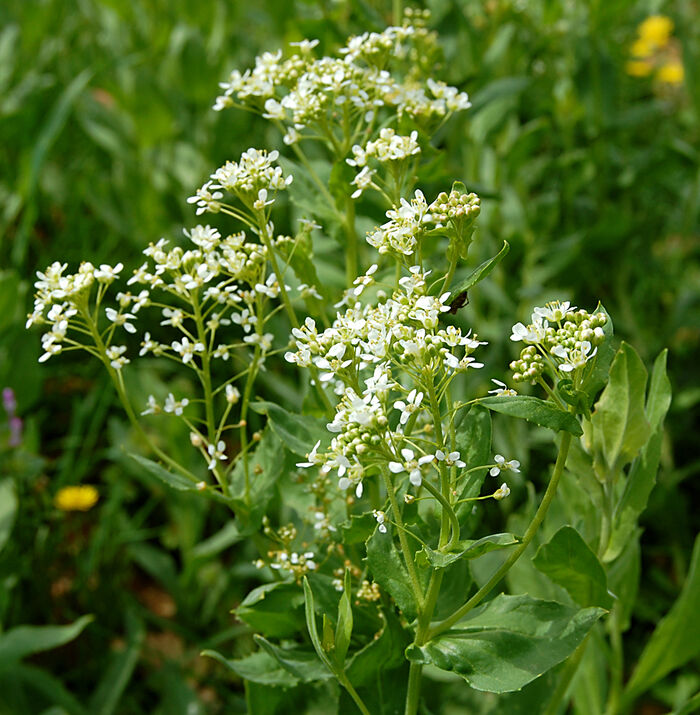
657, 61, 684, 85
638, 15, 674, 49
626, 60, 654, 77
54, 485, 99, 511
630, 38, 654, 59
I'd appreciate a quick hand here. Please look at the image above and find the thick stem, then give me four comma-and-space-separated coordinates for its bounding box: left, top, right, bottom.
344, 196, 358, 287
429, 430, 573, 639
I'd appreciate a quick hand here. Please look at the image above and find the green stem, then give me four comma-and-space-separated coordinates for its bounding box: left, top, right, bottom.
381, 468, 424, 609
605, 607, 624, 715
344, 195, 358, 287
420, 479, 460, 549
338, 673, 371, 715
429, 430, 573, 639
84, 312, 203, 487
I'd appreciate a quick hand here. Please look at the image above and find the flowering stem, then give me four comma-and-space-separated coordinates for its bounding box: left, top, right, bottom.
420, 479, 460, 550
428, 430, 573, 639
344, 195, 358, 288
85, 311, 202, 487
381, 467, 424, 609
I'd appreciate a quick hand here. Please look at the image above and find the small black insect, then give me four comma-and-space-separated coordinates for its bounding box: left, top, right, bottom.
448, 291, 469, 315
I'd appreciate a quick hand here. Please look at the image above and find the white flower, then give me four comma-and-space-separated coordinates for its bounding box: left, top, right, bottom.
106, 345, 129, 369
435, 450, 466, 469
207, 440, 227, 470
164, 393, 189, 415
488, 379, 517, 397
187, 181, 223, 215
443, 353, 485, 372
105, 307, 137, 334
161, 308, 185, 327
297, 440, 322, 468
141, 395, 160, 416
493, 483, 511, 500
94, 263, 123, 284
490, 454, 520, 477
551, 341, 597, 372
171, 337, 205, 364
388, 448, 435, 487
373, 509, 387, 533
393, 389, 424, 426
533, 301, 575, 323
510, 317, 548, 343
225, 384, 241, 404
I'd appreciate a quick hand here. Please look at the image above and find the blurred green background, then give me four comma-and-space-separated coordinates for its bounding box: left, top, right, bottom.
1, 0, 698, 712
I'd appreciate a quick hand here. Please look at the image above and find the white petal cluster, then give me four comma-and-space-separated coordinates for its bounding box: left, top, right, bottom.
213, 13, 471, 143
509, 301, 608, 383
290, 264, 485, 497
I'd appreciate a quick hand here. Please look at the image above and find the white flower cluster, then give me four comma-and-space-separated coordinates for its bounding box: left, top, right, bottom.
509, 301, 608, 382
347, 128, 421, 198
213, 14, 470, 146
189, 148, 292, 215
365, 187, 480, 257
289, 265, 485, 497
28, 261, 134, 366
255, 548, 318, 580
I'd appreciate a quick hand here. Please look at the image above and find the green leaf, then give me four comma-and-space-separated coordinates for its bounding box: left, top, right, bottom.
5, 663, 88, 715
0, 615, 93, 668
250, 401, 327, 457
623, 534, 700, 702
0, 477, 18, 554
126, 453, 197, 491
418, 533, 519, 569
334, 570, 353, 665
590, 342, 651, 477
645, 349, 671, 431
406, 595, 604, 693
88, 610, 144, 715
254, 636, 333, 683
202, 649, 297, 688
191, 521, 242, 560
230, 426, 286, 530
302, 577, 335, 674
478, 395, 582, 435
533, 526, 613, 608
366, 527, 418, 620
340, 512, 377, 545
581, 303, 615, 407
455, 405, 492, 534
236, 582, 305, 639
448, 241, 509, 303
346, 611, 409, 687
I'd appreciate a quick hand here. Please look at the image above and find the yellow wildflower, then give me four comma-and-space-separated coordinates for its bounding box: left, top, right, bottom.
657, 61, 684, 85
54, 485, 99, 511
638, 15, 674, 49
630, 38, 654, 59
626, 60, 654, 77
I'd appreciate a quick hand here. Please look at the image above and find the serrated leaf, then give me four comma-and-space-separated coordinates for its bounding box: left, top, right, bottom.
0, 615, 93, 668
645, 349, 671, 431
448, 241, 509, 301
366, 527, 418, 620
623, 534, 700, 702
406, 595, 604, 693
418, 533, 519, 569
590, 342, 651, 477
478, 395, 582, 435
533, 526, 613, 608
